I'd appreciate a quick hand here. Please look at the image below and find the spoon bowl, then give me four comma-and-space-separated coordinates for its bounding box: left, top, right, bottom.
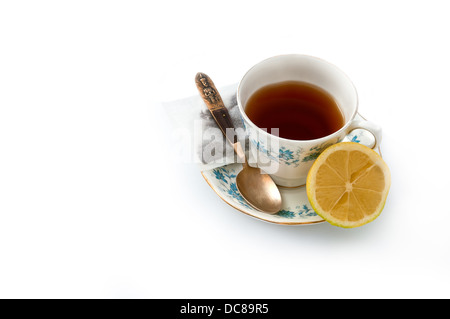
236, 165, 282, 213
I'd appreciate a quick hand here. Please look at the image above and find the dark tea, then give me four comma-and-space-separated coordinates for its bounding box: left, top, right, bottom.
245, 81, 345, 140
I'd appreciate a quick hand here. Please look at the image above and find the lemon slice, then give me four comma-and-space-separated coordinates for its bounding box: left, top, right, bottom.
306, 142, 391, 228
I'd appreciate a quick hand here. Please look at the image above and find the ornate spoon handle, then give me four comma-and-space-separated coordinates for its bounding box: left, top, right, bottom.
195, 72, 237, 145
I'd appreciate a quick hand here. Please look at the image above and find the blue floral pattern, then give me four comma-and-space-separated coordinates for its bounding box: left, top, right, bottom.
210, 166, 318, 219
249, 138, 303, 167
278, 148, 294, 161
301, 139, 340, 162
275, 204, 317, 219
213, 169, 227, 183
347, 128, 373, 147
211, 167, 254, 210
351, 135, 361, 143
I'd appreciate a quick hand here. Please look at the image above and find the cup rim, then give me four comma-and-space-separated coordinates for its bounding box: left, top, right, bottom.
236, 54, 359, 144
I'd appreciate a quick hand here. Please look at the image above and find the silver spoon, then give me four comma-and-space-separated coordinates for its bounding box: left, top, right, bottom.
195, 72, 282, 214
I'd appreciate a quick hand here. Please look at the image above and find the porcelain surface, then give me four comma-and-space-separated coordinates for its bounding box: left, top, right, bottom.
201, 115, 381, 225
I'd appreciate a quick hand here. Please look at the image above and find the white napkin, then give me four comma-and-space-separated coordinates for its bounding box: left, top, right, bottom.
164, 83, 250, 171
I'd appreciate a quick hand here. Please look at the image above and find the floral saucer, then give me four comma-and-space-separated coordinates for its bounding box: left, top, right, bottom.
201, 114, 382, 225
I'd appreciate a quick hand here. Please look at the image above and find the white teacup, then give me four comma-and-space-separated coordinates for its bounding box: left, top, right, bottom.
237, 54, 382, 187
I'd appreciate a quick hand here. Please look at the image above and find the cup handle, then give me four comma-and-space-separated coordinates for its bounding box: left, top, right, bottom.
345, 116, 382, 150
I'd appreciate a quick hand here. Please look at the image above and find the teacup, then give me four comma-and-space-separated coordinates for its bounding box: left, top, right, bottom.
237, 54, 382, 187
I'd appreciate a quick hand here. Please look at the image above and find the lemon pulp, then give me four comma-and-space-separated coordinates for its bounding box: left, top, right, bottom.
306, 142, 391, 228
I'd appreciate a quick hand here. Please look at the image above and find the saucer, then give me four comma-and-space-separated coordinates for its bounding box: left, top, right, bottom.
201, 114, 382, 225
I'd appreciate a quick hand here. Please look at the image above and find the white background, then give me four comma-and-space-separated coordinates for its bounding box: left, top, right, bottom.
1, 0, 449, 299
